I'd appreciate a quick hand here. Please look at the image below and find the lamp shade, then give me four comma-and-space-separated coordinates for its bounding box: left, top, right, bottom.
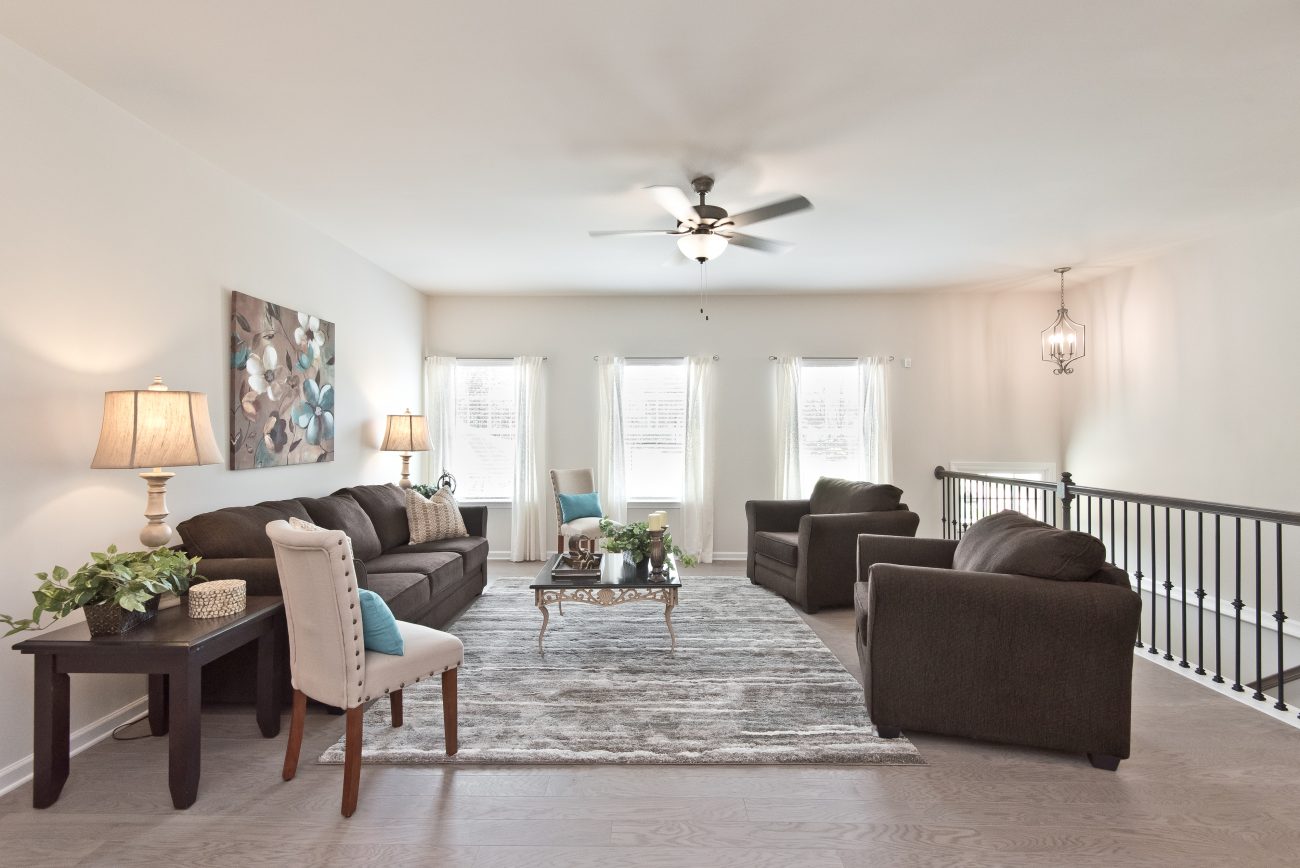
90, 377, 222, 469
677, 232, 728, 263
380, 410, 431, 453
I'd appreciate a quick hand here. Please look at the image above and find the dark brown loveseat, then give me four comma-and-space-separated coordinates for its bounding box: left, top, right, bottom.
745, 477, 920, 613
854, 510, 1142, 769
177, 483, 487, 701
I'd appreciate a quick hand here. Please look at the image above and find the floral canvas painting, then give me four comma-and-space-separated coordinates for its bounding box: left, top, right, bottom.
229, 290, 336, 470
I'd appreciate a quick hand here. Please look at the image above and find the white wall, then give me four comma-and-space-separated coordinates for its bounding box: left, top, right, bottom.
1063, 206, 1300, 509
427, 291, 1064, 556
0, 37, 424, 783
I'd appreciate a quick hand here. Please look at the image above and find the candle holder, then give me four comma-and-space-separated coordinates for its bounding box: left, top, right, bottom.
647, 526, 668, 580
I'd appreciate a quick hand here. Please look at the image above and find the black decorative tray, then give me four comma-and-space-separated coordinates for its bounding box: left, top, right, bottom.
551, 552, 603, 579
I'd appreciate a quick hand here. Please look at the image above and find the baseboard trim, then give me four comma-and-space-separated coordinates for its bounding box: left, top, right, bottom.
0, 693, 149, 800
1135, 651, 1300, 731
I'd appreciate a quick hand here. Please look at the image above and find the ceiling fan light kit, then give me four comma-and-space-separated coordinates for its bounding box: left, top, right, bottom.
590, 174, 812, 264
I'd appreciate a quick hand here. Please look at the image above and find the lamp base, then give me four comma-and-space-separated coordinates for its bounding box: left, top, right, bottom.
139, 469, 175, 548
398, 453, 413, 489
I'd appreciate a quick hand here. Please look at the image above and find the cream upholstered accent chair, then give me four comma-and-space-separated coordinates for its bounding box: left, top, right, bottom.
266, 520, 463, 818
550, 467, 604, 552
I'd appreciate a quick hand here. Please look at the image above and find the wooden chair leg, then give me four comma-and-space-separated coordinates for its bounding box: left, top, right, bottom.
390, 690, 403, 728
282, 689, 306, 781
442, 668, 458, 756
341, 706, 363, 817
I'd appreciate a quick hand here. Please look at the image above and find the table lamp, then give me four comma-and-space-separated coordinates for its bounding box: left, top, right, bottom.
380, 408, 431, 489
90, 376, 222, 547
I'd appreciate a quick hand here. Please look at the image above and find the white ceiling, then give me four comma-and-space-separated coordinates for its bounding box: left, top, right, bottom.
3, 1, 1299, 295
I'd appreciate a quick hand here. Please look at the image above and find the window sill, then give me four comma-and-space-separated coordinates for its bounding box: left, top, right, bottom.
456, 499, 512, 509
627, 501, 683, 509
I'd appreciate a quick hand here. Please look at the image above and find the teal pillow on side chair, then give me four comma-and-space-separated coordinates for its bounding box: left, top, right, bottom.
558, 491, 603, 523
358, 589, 404, 656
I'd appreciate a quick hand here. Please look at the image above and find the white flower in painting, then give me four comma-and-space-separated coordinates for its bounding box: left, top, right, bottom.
246, 346, 287, 401
295, 312, 325, 353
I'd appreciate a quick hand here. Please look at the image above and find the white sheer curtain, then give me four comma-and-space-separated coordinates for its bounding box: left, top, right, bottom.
859, 355, 894, 484
774, 356, 802, 498
595, 355, 627, 523
510, 356, 547, 561
681, 355, 714, 563
422, 356, 456, 485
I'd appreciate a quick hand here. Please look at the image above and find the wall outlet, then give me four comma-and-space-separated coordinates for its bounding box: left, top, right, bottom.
903, 357, 913, 368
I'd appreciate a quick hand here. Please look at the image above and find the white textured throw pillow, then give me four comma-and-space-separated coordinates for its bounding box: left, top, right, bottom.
287, 516, 325, 532
407, 487, 468, 543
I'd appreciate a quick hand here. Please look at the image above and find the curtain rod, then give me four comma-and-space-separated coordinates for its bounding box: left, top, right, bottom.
592, 355, 720, 361
423, 355, 548, 361
768, 355, 895, 362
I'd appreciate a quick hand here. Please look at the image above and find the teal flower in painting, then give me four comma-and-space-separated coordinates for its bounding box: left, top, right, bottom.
293, 379, 335, 445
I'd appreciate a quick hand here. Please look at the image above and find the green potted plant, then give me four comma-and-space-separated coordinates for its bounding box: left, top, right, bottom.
598, 518, 698, 575
1, 546, 202, 637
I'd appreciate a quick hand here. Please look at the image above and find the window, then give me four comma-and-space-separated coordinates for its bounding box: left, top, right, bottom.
622, 360, 687, 501
949, 460, 1055, 482
797, 361, 861, 496
452, 361, 516, 500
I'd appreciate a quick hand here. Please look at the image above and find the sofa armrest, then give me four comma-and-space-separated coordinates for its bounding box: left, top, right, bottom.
459, 505, 488, 539
745, 499, 810, 578
856, 535, 957, 581
194, 557, 282, 597
860, 563, 1141, 756
794, 511, 921, 611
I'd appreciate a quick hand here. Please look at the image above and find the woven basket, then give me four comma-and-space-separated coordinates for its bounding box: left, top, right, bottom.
187, 580, 247, 619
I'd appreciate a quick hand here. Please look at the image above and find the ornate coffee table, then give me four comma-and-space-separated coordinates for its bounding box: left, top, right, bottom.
530, 554, 680, 654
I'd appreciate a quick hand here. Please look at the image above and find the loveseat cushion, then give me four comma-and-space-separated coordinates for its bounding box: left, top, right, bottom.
366, 551, 463, 587
388, 537, 489, 578
299, 494, 383, 561
177, 499, 311, 559
364, 572, 431, 623
337, 483, 409, 550
953, 510, 1106, 581
754, 531, 800, 567
809, 477, 904, 515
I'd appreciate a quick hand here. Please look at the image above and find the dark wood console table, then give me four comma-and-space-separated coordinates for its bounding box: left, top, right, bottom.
14, 595, 284, 809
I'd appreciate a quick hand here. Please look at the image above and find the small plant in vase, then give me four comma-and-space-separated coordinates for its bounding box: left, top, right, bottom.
0, 546, 203, 637
598, 518, 698, 573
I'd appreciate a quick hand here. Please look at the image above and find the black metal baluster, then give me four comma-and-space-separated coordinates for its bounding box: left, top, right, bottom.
1274, 525, 1287, 712
1195, 512, 1206, 676
1253, 520, 1264, 701
1109, 498, 1117, 565
941, 476, 948, 539
1179, 510, 1189, 668
1149, 504, 1160, 656
1087, 495, 1093, 536
1213, 515, 1224, 684
1163, 506, 1174, 660
1232, 517, 1243, 691
1135, 504, 1144, 649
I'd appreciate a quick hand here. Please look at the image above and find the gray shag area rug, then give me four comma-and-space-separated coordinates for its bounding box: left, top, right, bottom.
319, 575, 923, 765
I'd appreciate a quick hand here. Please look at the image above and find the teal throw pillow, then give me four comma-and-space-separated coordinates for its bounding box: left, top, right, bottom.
558, 491, 603, 524
358, 588, 404, 656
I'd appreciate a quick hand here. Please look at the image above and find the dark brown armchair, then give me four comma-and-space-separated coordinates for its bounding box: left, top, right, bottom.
854, 511, 1142, 769
745, 477, 920, 613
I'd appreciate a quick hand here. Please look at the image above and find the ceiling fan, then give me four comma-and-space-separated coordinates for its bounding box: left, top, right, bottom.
590, 176, 813, 263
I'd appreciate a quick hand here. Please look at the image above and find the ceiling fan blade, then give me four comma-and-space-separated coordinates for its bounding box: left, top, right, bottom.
725, 195, 812, 228
589, 229, 683, 237
720, 232, 794, 254
646, 185, 700, 225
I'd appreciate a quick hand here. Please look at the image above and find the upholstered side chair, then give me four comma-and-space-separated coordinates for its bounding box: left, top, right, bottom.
266, 520, 463, 817
550, 468, 604, 552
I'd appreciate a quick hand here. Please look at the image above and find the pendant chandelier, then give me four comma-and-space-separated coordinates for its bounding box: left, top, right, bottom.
1041, 266, 1085, 375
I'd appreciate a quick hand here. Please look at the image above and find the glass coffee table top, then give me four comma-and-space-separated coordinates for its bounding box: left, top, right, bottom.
530, 552, 680, 589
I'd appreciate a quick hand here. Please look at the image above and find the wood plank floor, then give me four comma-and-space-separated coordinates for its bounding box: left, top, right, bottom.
2, 560, 1297, 867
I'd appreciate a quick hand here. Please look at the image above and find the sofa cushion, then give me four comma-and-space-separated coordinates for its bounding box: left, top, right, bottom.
953, 510, 1107, 581
299, 494, 383, 561
809, 477, 904, 515
338, 483, 409, 550
364, 573, 431, 623
177, 499, 311, 559
388, 536, 489, 578
1089, 563, 1133, 588
367, 551, 463, 586
754, 531, 800, 567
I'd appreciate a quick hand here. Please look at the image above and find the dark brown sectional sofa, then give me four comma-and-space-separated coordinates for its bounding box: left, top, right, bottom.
176, 482, 487, 701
